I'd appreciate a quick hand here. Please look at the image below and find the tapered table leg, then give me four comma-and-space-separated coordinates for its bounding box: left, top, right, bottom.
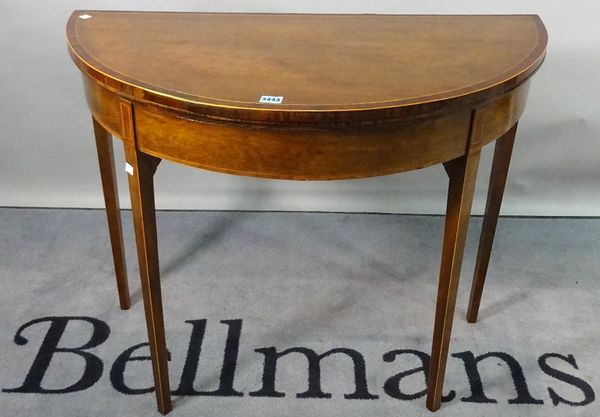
93, 118, 130, 310
121, 101, 171, 415
466, 123, 518, 323
426, 147, 481, 411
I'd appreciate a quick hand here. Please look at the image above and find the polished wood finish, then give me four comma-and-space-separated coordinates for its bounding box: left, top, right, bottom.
67, 12, 546, 125
467, 123, 519, 323
427, 110, 483, 411
92, 118, 130, 309
85, 73, 531, 180
134, 102, 472, 180
120, 100, 171, 414
66, 11, 547, 414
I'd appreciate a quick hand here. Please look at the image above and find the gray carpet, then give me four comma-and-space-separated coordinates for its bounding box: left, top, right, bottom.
0, 208, 598, 417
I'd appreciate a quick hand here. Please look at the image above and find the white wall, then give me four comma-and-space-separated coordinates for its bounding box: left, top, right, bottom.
1, 1, 598, 215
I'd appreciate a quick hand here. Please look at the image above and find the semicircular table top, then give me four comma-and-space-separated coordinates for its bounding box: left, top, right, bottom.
67, 11, 547, 123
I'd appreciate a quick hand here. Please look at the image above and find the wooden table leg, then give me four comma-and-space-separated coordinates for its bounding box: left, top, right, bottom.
121, 102, 171, 414
426, 143, 481, 411
93, 118, 130, 310
466, 123, 518, 323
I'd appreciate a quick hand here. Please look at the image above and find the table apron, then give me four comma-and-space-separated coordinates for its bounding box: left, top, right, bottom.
83, 76, 530, 180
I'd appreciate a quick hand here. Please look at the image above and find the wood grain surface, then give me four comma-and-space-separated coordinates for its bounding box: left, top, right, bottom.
67, 11, 547, 124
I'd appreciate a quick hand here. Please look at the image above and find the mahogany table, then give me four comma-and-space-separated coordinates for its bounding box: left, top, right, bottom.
66, 11, 547, 414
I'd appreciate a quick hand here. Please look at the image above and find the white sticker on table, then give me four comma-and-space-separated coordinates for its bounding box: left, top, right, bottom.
125, 163, 134, 176
259, 96, 284, 104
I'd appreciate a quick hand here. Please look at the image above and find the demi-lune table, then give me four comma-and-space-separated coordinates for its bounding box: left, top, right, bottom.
66, 11, 547, 414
